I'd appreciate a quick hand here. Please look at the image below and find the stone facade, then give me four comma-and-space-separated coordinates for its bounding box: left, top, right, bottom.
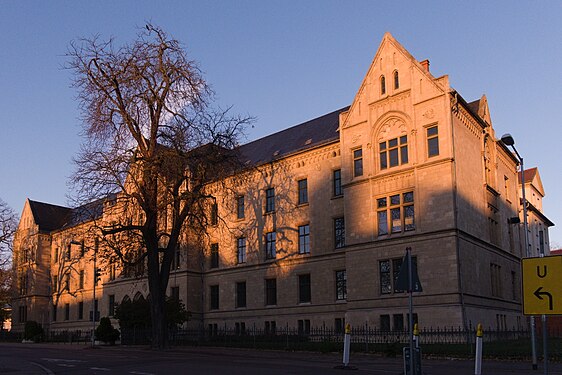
11, 33, 554, 334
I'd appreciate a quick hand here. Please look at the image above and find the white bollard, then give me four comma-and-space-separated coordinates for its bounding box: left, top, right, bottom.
342, 323, 351, 367
474, 323, 483, 375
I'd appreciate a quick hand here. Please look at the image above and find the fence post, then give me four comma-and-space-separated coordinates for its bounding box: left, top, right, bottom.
474, 323, 483, 375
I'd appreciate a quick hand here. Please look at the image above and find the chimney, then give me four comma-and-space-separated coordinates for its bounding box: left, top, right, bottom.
420, 59, 430, 72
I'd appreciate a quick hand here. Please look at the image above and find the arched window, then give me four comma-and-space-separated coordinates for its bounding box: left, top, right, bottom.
380, 75, 386, 95
122, 295, 131, 304
393, 70, 399, 89
133, 292, 144, 302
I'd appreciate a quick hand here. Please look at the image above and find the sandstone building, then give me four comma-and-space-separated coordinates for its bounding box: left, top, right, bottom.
11, 33, 554, 335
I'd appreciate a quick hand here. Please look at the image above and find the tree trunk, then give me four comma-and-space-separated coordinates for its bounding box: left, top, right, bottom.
148, 248, 168, 349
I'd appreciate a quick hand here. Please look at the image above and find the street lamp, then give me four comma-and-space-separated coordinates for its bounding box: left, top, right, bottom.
501, 133, 540, 371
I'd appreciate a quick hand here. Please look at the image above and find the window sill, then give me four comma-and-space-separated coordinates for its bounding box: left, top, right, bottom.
331, 195, 344, 200
297, 202, 309, 208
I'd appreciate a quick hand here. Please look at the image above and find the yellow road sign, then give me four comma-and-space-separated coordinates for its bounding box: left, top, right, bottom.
522, 255, 562, 315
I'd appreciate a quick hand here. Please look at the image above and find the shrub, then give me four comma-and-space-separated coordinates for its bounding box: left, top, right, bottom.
95, 317, 120, 343
24, 321, 44, 341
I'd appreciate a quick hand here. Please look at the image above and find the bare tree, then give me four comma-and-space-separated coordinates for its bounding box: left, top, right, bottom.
0, 198, 17, 327
67, 25, 252, 349
0, 199, 17, 268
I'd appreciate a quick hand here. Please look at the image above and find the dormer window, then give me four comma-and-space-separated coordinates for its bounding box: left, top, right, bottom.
380, 75, 386, 95
393, 70, 399, 89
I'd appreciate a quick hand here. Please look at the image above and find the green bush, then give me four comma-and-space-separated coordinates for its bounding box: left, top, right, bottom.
95, 317, 120, 343
24, 321, 44, 341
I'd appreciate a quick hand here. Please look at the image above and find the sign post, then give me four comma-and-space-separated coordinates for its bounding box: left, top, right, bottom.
522, 255, 562, 375
396, 247, 422, 375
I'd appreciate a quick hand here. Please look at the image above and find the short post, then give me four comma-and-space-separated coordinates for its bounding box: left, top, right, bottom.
413, 323, 419, 348
474, 323, 483, 375
335, 323, 357, 370
343, 323, 351, 367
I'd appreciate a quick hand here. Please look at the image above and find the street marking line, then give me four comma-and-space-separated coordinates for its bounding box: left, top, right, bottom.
31, 362, 55, 375
41, 358, 85, 363
57, 364, 76, 367
90, 367, 111, 371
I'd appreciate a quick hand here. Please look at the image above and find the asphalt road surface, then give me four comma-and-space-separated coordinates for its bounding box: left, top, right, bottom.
1, 342, 561, 374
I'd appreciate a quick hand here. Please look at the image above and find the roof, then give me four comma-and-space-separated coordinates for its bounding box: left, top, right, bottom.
519, 167, 538, 183
28, 198, 104, 233
28, 200, 72, 232
237, 106, 349, 166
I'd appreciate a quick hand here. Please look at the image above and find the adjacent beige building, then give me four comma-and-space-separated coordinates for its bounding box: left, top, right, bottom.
11, 33, 554, 335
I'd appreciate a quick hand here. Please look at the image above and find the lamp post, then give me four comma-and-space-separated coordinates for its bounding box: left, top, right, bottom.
501, 133, 540, 371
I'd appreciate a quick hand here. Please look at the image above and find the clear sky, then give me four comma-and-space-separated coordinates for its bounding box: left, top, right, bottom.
1, 1, 561, 246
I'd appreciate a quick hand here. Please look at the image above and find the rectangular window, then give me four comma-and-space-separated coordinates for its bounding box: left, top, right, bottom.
334, 217, 345, 249
52, 305, 57, 322
236, 281, 247, 308
380, 136, 408, 169
108, 294, 115, 316
298, 224, 310, 254
210, 285, 219, 310
66, 244, 71, 260
80, 240, 85, 257
210, 243, 219, 269
427, 126, 439, 157
78, 302, 84, 320
265, 188, 275, 213
210, 203, 218, 225
335, 270, 347, 300
380, 315, 391, 331
65, 274, 70, 291
491, 263, 502, 297
237, 237, 247, 264
265, 232, 276, 259
19, 305, 27, 323
377, 192, 415, 236
54, 247, 59, 263
237, 195, 245, 219
298, 319, 311, 335
393, 314, 404, 331
380, 257, 417, 295
353, 148, 363, 177
333, 169, 342, 196
109, 264, 116, 280
171, 286, 180, 302
79, 270, 84, 289
335, 318, 344, 334
298, 179, 308, 204
265, 321, 276, 335
265, 278, 277, 305
64, 303, 70, 320
298, 274, 311, 303
52, 275, 58, 293
511, 271, 517, 301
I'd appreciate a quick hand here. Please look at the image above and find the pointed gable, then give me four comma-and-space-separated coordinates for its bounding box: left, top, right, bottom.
341, 32, 449, 130
467, 95, 492, 125
519, 167, 545, 197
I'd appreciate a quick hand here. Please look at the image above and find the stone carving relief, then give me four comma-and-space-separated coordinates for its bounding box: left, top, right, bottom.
377, 117, 407, 142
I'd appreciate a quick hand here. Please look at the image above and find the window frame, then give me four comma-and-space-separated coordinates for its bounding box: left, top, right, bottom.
393, 70, 399, 90
265, 188, 275, 213
334, 217, 345, 249
379, 135, 408, 170
333, 169, 342, 197
298, 224, 310, 254
265, 278, 277, 306
426, 125, 439, 157
353, 148, 363, 177
236, 195, 245, 219
210, 243, 219, 269
265, 232, 276, 259
297, 179, 308, 205
380, 75, 386, 95
377, 191, 415, 236
298, 274, 311, 303
210, 285, 219, 310
236, 281, 247, 308
335, 270, 347, 300
237, 237, 247, 264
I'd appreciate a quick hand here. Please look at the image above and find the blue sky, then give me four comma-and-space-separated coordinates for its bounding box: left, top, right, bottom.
1, 1, 561, 246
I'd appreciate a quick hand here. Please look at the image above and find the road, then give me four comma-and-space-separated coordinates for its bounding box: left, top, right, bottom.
1, 342, 561, 374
